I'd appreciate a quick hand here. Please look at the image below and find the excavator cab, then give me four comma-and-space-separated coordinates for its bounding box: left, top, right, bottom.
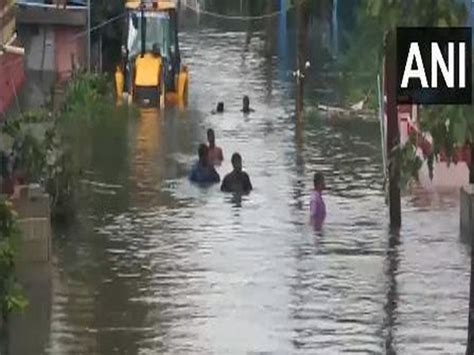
115, 1, 188, 108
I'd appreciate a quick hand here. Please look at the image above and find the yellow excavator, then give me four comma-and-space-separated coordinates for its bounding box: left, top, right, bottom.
115, 0, 189, 108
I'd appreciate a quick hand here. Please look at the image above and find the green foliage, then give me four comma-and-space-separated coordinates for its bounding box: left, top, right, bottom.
62, 72, 111, 119
1, 110, 52, 183
49, 73, 119, 218
395, 105, 473, 185
397, 134, 423, 188
0, 34, 128, 327
338, 0, 469, 106
85, 0, 125, 71
2, 72, 125, 219
419, 106, 473, 158
337, 0, 472, 184
365, 0, 468, 28
0, 199, 28, 320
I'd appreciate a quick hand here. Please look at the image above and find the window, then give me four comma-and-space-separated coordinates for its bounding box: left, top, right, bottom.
127, 11, 171, 59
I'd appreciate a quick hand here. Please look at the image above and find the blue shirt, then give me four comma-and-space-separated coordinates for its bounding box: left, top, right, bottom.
189, 161, 220, 184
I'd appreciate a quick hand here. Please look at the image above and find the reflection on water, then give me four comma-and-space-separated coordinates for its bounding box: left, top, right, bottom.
11, 14, 471, 355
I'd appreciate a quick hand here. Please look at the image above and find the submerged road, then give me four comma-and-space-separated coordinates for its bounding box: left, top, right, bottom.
12, 21, 470, 355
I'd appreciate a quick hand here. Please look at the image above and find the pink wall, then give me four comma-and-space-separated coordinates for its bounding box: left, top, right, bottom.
0, 52, 25, 117
54, 26, 85, 83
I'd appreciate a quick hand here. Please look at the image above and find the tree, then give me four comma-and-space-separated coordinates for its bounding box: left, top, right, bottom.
340, 0, 474, 354
338, 0, 468, 107
90, 0, 125, 71
0, 198, 28, 351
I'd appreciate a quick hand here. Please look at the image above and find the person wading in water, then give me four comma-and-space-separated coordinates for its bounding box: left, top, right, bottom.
221, 153, 252, 194
310, 172, 326, 230
189, 144, 220, 184
211, 102, 224, 114
207, 128, 224, 166
241, 95, 255, 114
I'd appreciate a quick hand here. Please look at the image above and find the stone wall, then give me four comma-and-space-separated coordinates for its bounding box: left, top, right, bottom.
11, 184, 52, 263
1, 185, 53, 354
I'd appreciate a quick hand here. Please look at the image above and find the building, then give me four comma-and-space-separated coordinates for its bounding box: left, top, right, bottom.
0, 0, 26, 117
15, 0, 87, 107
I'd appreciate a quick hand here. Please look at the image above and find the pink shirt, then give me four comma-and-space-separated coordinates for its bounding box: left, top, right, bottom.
310, 190, 326, 227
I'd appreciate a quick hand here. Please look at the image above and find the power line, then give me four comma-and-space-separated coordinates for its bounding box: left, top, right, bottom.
71, 11, 127, 40
182, 2, 293, 21
87, 0, 91, 72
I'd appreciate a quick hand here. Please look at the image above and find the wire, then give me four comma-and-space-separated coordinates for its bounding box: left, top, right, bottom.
182, 2, 293, 21
0, 10, 127, 70
71, 11, 127, 40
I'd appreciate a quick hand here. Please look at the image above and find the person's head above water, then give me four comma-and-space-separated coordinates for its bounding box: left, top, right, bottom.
198, 143, 209, 165
231, 153, 243, 172
242, 96, 250, 113
152, 43, 161, 57
207, 129, 215, 147
216, 102, 224, 113
313, 172, 325, 191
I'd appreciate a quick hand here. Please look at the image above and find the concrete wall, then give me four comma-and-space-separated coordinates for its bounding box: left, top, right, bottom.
11, 185, 52, 263
17, 21, 86, 108
15, 3, 87, 26
8, 263, 52, 355
461, 185, 474, 239
1, 185, 53, 354
55, 26, 85, 82
20, 69, 56, 109
19, 25, 56, 72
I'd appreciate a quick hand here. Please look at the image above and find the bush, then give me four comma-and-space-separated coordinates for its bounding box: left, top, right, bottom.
0, 199, 27, 321
1, 72, 126, 220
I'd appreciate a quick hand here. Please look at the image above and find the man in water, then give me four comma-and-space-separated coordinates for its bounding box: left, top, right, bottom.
211, 102, 224, 114
189, 144, 220, 184
241, 95, 255, 114
207, 128, 223, 166
221, 153, 252, 193
310, 172, 326, 229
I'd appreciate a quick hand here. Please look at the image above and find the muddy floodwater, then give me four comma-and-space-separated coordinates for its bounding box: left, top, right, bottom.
9, 11, 471, 355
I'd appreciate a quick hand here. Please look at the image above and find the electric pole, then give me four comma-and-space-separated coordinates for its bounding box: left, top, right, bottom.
384, 30, 401, 229
87, 0, 91, 72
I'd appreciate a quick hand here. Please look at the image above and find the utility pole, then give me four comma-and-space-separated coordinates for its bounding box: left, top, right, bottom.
295, 0, 309, 121
466, 146, 474, 355
331, 0, 338, 58
295, 0, 303, 120
87, 0, 91, 72
384, 30, 401, 229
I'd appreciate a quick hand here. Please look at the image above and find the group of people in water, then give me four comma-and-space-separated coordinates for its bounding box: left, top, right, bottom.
189, 96, 326, 228
189, 128, 253, 194
212, 95, 255, 115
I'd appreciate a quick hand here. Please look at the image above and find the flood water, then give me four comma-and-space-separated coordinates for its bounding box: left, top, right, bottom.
10, 10, 472, 355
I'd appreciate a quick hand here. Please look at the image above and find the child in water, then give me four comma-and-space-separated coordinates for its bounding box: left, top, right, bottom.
310, 172, 326, 229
